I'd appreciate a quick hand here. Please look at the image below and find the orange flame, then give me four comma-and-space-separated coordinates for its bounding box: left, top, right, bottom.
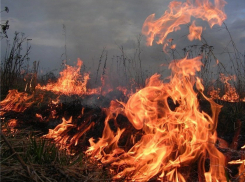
208, 86, 221, 100
0, 89, 34, 114
188, 20, 202, 41
44, 117, 75, 149
209, 73, 242, 102
44, 115, 95, 150
36, 58, 101, 96
142, 0, 226, 49
220, 74, 240, 102
171, 44, 177, 49
8, 119, 18, 128
1, 119, 19, 133
86, 56, 226, 181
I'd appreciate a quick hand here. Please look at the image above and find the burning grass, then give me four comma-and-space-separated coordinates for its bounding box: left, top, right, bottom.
1, 58, 245, 181
1, 48, 245, 181
1, 0, 245, 181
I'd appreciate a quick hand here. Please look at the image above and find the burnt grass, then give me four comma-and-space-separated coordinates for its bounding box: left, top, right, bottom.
1, 89, 245, 181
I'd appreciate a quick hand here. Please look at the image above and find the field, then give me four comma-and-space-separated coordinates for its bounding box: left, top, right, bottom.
1, 1, 245, 181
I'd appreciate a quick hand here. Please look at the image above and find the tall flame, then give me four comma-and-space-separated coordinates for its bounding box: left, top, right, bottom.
85, 1, 228, 181
2, 0, 240, 181
86, 56, 226, 181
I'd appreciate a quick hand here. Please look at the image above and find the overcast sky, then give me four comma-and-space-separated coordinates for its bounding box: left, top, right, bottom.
1, 0, 245, 78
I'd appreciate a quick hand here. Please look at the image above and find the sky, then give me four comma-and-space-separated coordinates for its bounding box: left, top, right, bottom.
1, 0, 245, 80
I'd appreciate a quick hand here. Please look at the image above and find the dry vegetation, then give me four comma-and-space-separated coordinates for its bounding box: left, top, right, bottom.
1, 6, 245, 182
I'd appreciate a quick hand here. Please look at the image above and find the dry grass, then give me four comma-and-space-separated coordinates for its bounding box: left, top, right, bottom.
0, 125, 113, 182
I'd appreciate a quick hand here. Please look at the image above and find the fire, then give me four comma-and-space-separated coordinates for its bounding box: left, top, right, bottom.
170, 44, 176, 49
219, 74, 240, 102
86, 1, 229, 181
0, 89, 35, 114
188, 20, 202, 41
44, 117, 75, 149
36, 58, 100, 96
86, 56, 226, 181
1, 119, 19, 133
7, 119, 18, 128
209, 73, 241, 102
44, 114, 95, 150
142, 0, 226, 50
208, 86, 221, 100
2, 0, 244, 181
228, 145, 245, 181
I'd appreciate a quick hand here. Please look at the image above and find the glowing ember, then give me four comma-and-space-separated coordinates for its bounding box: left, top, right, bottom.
208, 86, 221, 100
1, 119, 19, 133
8, 119, 18, 128
35, 113, 44, 121
170, 44, 176, 49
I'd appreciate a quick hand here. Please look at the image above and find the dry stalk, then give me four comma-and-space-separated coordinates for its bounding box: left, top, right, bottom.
0, 130, 39, 181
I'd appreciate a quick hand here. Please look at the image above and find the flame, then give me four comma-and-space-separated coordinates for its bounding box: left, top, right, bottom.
35, 113, 44, 121
36, 58, 100, 96
44, 114, 95, 150
209, 73, 242, 102
86, 108, 125, 161
36, 58, 121, 96
171, 44, 177, 49
44, 117, 75, 149
228, 159, 245, 181
208, 86, 221, 100
188, 20, 202, 41
219, 74, 239, 102
1, 0, 241, 181
51, 97, 60, 105
1, 119, 19, 133
0, 89, 34, 114
8, 119, 18, 128
85, 1, 228, 181
142, 0, 226, 50
86, 56, 226, 181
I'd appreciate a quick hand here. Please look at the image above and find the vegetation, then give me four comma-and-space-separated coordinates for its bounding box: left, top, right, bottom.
0, 32, 33, 98
1, 127, 112, 182
0, 5, 244, 182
